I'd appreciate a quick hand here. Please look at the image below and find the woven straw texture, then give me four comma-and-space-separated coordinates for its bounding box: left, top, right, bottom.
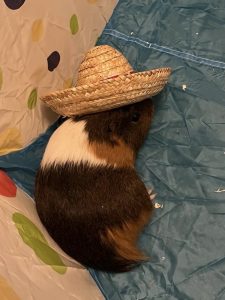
41, 45, 171, 116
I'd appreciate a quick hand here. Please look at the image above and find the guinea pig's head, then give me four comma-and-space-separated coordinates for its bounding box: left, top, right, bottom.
74, 98, 154, 154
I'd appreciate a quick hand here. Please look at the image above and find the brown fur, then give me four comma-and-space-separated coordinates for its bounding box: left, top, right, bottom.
103, 209, 152, 262
89, 136, 135, 167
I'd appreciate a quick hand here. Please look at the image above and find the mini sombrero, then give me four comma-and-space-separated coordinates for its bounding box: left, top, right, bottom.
41, 45, 171, 116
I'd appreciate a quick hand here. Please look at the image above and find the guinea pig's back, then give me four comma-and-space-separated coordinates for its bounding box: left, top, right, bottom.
35, 119, 153, 272
40, 119, 108, 167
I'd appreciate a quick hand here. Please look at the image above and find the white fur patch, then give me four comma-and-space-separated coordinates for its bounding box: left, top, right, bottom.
41, 119, 107, 167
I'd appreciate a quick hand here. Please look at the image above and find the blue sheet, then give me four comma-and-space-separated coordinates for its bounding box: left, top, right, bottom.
1, 1, 225, 299
91, 1, 225, 299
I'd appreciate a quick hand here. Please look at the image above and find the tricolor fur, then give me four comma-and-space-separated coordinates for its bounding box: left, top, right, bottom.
35, 99, 155, 272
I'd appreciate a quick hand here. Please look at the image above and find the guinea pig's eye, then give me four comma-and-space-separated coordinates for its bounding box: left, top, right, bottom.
131, 112, 140, 123
107, 125, 112, 133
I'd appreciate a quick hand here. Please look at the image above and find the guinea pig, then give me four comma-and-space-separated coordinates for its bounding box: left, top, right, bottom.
35, 98, 155, 273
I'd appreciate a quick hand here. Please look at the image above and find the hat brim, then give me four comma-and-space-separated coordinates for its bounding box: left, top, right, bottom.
41, 67, 171, 116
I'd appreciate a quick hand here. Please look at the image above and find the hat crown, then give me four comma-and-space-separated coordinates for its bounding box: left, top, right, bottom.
76, 45, 133, 86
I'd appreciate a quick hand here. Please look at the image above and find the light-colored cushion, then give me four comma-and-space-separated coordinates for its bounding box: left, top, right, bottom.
0, 0, 117, 155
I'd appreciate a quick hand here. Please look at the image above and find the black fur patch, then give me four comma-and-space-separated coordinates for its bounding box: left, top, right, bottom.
35, 162, 153, 272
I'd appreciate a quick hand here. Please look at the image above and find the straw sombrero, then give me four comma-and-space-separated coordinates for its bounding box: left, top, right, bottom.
41, 45, 171, 116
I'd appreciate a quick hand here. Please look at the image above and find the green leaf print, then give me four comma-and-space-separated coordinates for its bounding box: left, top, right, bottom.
70, 14, 79, 35
27, 88, 37, 109
13, 213, 67, 274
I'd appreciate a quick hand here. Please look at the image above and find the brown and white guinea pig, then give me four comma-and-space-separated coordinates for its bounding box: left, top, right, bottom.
35, 98, 155, 273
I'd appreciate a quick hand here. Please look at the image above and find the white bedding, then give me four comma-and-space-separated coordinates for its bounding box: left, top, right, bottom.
0, 0, 117, 154
0, 170, 103, 300
0, 1, 118, 298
